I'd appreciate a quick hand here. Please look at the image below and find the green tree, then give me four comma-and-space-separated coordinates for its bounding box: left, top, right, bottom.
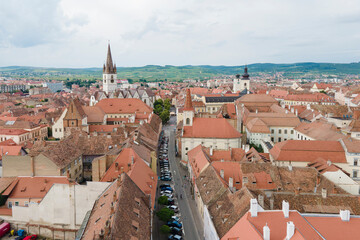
164, 99, 171, 110
156, 207, 174, 222
154, 105, 163, 115
160, 109, 170, 124
158, 196, 168, 205
160, 225, 171, 234
154, 99, 163, 108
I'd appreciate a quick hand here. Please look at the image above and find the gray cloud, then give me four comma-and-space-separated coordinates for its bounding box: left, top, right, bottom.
0, 0, 359, 67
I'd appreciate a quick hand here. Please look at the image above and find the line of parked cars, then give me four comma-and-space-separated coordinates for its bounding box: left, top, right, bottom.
158, 135, 183, 240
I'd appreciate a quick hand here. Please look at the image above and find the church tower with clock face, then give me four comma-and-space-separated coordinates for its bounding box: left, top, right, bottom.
103, 43, 117, 94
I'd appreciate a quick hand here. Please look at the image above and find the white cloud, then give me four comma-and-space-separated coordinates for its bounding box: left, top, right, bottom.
0, 0, 359, 67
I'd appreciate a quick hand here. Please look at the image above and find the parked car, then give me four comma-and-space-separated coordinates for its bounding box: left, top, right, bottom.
160, 184, 171, 188
161, 190, 173, 195
0, 222, 10, 238
167, 198, 175, 205
162, 193, 173, 199
161, 186, 173, 191
168, 234, 183, 240
24, 235, 38, 240
170, 227, 183, 235
167, 220, 182, 228
171, 216, 181, 222
160, 176, 172, 181
167, 205, 179, 213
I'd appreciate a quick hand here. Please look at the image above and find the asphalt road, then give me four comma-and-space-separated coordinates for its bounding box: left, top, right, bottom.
153, 114, 203, 240
165, 115, 203, 240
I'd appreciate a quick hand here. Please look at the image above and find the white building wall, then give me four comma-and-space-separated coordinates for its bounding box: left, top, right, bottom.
181, 137, 241, 160
246, 129, 271, 146
269, 127, 296, 143
11, 182, 110, 228
323, 170, 360, 195
52, 108, 67, 139
203, 206, 220, 240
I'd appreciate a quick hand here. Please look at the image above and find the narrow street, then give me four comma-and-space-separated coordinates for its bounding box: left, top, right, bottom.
153, 115, 203, 240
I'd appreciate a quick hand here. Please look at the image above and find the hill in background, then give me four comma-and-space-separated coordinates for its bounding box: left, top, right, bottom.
0, 62, 359, 82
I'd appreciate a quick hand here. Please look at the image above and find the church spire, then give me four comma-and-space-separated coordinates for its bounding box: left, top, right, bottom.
104, 43, 116, 74
183, 88, 194, 111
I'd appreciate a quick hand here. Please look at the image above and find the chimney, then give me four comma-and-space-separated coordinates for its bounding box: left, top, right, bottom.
31, 156, 35, 177
270, 198, 274, 210
256, 109, 258, 114
321, 188, 327, 198
220, 169, 224, 179
210, 147, 213, 156
340, 210, 350, 222
115, 162, 119, 171
282, 200, 289, 218
263, 224, 270, 240
295, 109, 298, 116
258, 194, 264, 208
99, 229, 105, 239
286, 222, 295, 240
117, 175, 122, 187
250, 198, 258, 217
288, 163, 293, 171
104, 220, 111, 236
110, 202, 115, 215
120, 166, 124, 174
229, 177, 233, 189
113, 191, 117, 202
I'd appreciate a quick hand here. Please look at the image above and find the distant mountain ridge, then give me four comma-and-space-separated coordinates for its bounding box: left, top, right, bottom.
0, 62, 359, 81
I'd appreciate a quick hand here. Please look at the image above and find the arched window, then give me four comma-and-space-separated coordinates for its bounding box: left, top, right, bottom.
111, 75, 114, 83
186, 118, 190, 125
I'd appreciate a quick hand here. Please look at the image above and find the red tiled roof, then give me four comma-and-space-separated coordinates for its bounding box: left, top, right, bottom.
183, 118, 241, 139
0, 129, 28, 135
270, 140, 347, 163
96, 98, 153, 114
3, 176, 70, 199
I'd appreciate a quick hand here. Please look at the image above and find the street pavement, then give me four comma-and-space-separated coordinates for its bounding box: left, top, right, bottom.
153, 115, 203, 240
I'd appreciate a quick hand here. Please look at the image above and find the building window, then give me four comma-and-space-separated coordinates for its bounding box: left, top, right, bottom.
15, 202, 19, 206
271, 129, 274, 134
291, 130, 294, 134
278, 137, 281, 142
353, 170, 358, 178
284, 130, 287, 134
185, 147, 188, 151
24, 202, 29, 207
354, 159, 358, 166
186, 118, 190, 125
271, 137, 274, 142
279, 129, 282, 134
8, 202, 12, 208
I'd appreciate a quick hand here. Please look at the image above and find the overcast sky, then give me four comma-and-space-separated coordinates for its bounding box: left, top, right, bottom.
0, 0, 360, 67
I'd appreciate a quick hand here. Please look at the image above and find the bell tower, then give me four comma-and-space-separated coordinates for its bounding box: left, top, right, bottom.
103, 43, 117, 94
183, 88, 194, 126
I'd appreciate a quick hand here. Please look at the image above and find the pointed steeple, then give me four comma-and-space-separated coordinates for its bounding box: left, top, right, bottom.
104, 43, 116, 74
183, 88, 194, 111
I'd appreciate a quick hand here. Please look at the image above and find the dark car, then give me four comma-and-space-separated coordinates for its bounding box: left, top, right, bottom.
167, 221, 182, 228
168, 234, 182, 240
170, 227, 182, 235
161, 186, 173, 191
160, 184, 171, 188
167, 198, 175, 205
160, 176, 172, 181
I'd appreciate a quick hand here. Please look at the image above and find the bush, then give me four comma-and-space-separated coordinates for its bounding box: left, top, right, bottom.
160, 225, 171, 234
158, 196, 168, 205
156, 207, 174, 222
